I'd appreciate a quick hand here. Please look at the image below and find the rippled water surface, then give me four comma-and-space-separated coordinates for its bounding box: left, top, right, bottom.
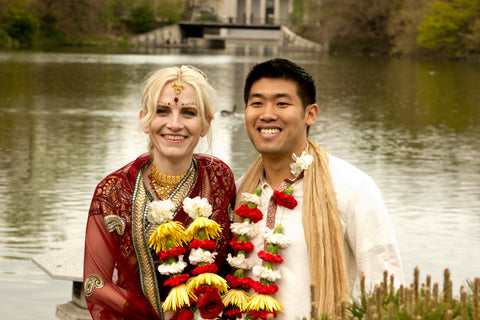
1, 48, 479, 319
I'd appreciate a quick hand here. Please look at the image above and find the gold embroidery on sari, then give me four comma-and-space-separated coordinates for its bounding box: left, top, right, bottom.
104, 215, 125, 235
84, 274, 104, 296
132, 171, 163, 317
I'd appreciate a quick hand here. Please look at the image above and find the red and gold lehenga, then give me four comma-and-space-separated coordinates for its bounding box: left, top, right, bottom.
83, 153, 235, 320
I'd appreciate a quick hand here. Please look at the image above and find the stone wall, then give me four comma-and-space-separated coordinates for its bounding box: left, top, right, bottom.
130, 25, 183, 47
279, 26, 328, 53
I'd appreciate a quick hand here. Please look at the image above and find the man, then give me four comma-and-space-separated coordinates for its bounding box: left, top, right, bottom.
235, 58, 404, 319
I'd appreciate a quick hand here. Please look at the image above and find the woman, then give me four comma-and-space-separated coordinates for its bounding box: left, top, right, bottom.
83, 66, 235, 320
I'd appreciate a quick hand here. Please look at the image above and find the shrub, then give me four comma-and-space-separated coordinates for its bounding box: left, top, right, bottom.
293, 268, 480, 320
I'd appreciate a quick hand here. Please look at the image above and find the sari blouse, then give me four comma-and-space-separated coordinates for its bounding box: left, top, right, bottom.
83, 153, 235, 320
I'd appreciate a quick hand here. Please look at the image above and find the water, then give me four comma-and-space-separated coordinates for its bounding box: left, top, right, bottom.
0, 48, 479, 319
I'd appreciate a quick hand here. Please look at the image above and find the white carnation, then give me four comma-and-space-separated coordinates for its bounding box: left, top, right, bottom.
188, 248, 217, 265
147, 200, 175, 224
183, 196, 212, 219
290, 151, 313, 177
157, 255, 187, 275
252, 265, 282, 282
230, 222, 260, 238
226, 253, 255, 270
240, 192, 261, 206
263, 227, 290, 248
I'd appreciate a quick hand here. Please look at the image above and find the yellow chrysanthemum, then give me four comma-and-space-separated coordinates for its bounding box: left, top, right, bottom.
185, 217, 222, 240
222, 288, 250, 309
162, 283, 190, 311
148, 221, 188, 252
244, 293, 283, 313
186, 273, 229, 294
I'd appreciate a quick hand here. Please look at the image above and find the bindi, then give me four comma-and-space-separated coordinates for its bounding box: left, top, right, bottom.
171, 69, 185, 103
158, 69, 196, 107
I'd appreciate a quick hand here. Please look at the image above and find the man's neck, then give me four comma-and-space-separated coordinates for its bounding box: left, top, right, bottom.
262, 154, 295, 190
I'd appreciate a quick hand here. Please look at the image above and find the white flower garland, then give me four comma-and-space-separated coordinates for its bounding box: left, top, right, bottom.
262, 227, 290, 248
290, 151, 313, 177
183, 196, 212, 219
226, 253, 255, 270
252, 265, 282, 282
230, 221, 260, 239
157, 255, 188, 275
240, 192, 262, 206
147, 200, 176, 224
189, 248, 218, 265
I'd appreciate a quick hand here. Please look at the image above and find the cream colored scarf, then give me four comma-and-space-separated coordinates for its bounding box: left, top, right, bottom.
235, 140, 350, 316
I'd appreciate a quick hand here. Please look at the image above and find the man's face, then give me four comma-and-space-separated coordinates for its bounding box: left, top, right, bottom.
245, 77, 317, 159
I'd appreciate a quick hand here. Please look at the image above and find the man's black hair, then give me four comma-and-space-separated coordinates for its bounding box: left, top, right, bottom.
243, 58, 316, 109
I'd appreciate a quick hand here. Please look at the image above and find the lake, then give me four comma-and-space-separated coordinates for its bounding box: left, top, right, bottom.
0, 46, 479, 319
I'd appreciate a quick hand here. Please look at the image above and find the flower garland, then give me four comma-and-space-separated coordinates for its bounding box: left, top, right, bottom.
147, 200, 191, 312
147, 196, 227, 320
223, 151, 312, 320
184, 196, 228, 319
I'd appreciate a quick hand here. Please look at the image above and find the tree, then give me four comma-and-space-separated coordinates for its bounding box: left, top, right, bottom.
417, 0, 480, 56
320, 0, 403, 54
3, 3, 39, 46
156, 0, 184, 25
128, 3, 155, 33
388, 0, 430, 56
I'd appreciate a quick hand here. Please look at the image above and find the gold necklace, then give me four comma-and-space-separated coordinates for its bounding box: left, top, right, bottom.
149, 165, 187, 200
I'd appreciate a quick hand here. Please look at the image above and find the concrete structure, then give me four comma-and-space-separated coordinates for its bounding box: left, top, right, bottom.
130, 23, 327, 53
33, 246, 90, 320
214, 0, 291, 25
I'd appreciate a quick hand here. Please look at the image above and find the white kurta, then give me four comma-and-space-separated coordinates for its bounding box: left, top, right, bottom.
236, 154, 404, 320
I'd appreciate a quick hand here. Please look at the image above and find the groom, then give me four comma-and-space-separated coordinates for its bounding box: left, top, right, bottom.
236, 58, 404, 319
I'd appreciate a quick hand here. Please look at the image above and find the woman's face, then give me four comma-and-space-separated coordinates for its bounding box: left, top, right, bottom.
144, 81, 208, 168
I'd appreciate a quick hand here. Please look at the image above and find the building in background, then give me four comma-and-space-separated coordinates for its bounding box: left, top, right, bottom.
198, 0, 292, 25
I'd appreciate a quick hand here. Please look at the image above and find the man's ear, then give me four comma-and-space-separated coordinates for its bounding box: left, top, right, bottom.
139, 110, 149, 134
305, 104, 319, 126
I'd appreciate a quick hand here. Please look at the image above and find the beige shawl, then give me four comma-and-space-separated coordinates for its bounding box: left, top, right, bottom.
235, 140, 350, 316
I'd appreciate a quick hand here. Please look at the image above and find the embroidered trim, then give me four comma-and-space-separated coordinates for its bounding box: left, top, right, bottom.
132, 171, 163, 318
104, 215, 125, 235
84, 274, 104, 296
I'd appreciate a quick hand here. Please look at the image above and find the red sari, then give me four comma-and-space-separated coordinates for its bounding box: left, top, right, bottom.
83, 153, 235, 320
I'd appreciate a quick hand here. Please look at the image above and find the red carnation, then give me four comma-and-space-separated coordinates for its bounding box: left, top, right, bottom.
164, 274, 190, 287
273, 190, 298, 209
235, 204, 263, 223
197, 291, 225, 319
229, 238, 254, 253
250, 310, 276, 319
189, 239, 216, 251
257, 250, 283, 264
158, 246, 186, 260
251, 280, 279, 295
224, 307, 243, 318
226, 275, 253, 290
172, 308, 194, 320
194, 285, 219, 296
192, 264, 218, 275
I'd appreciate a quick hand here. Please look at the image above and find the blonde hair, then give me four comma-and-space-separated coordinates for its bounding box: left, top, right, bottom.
236, 140, 350, 316
139, 65, 216, 154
